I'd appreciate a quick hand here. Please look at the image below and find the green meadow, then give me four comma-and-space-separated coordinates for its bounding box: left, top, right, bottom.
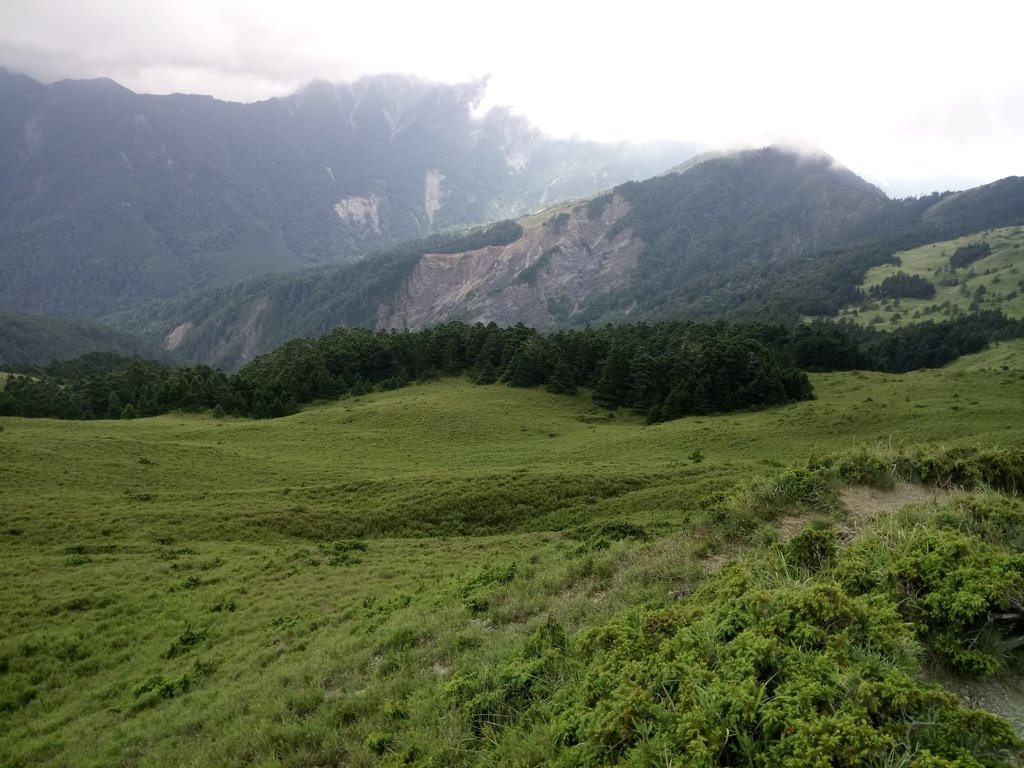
836, 225, 1024, 329
3, 361, 1024, 766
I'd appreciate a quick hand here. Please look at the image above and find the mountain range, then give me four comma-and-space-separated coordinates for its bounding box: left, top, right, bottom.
2, 69, 1023, 371
108, 148, 1024, 370
0, 69, 696, 318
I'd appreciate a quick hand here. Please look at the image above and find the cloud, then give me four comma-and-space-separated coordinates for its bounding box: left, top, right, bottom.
1, 0, 1023, 193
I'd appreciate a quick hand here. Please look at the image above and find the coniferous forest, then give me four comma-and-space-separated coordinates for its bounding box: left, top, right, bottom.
4, 311, 1023, 423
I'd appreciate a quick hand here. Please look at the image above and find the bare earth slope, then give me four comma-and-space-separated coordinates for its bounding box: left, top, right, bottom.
379, 194, 639, 329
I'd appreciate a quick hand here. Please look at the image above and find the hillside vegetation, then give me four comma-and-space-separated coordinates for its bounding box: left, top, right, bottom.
101, 149, 1024, 370
2, 354, 1024, 765
835, 225, 1024, 330
0, 321, 815, 422
0, 69, 695, 318
10, 311, 1024, 425
0, 310, 167, 368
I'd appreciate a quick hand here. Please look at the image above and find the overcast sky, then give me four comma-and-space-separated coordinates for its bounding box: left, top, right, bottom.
1, 0, 1022, 195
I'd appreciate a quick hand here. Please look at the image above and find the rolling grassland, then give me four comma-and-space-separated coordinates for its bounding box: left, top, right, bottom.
2, 359, 1024, 766
838, 225, 1024, 330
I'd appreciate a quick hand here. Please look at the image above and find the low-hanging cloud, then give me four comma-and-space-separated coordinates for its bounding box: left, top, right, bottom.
1, 0, 1023, 194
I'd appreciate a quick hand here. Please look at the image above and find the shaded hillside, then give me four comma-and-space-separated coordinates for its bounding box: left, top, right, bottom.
106, 148, 1024, 368
0, 311, 168, 368
0, 69, 697, 318
107, 221, 527, 370
610, 148, 890, 318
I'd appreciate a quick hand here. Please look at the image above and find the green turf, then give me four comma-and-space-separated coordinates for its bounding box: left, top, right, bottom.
833, 225, 1024, 329
3, 359, 1024, 766
944, 338, 1024, 371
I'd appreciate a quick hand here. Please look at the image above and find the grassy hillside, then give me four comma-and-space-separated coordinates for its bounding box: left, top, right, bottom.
944, 338, 1024, 371
835, 225, 1024, 330
2, 362, 1024, 766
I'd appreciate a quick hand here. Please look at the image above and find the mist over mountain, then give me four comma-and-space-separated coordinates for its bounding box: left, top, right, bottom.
107, 147, 1024, 371
4, 65, 1022, 372
0, 68, 697, 318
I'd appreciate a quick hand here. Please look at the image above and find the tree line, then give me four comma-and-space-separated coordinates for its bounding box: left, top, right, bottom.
3, 312, 1022, 423
1, 322, 812, 423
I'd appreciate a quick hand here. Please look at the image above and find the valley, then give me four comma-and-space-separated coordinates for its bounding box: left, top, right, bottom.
2, 68, 1024, 768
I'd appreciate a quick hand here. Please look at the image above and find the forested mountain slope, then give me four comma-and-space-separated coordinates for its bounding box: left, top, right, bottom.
108, 148, 1024, 370
0, 311, 168, 367
0, 69, 696, 318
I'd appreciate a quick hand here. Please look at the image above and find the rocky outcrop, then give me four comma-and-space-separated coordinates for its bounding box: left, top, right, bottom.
423, 170, 446, 228
378, 194, 640, 329
163, 321, 193, 351
334, 194, 382, 233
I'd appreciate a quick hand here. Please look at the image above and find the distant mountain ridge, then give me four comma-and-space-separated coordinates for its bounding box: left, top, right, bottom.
107, 147, 1024, 371
0, 68, 698, 318
0, 310, 168, 367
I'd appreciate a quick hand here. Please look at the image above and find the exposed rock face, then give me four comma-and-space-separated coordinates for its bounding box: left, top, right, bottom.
424, 170, 446, 228
378, 194, 640, 329
163, 321, 193, 351
165, 296, 272, 367
210, 296, 271, 365
334, 194, 382, 233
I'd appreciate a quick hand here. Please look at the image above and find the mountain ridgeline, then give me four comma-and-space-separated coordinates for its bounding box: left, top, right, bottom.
0, 69, 697, 318
3, 65, 1023, 374
110, 148, 1024, 371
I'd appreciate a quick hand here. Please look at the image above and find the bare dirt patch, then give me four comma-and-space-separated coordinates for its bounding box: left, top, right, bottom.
775, 513, 814, 545
838, 482, 949, 537
771, 482, 950, 547
841, 481, 945, 521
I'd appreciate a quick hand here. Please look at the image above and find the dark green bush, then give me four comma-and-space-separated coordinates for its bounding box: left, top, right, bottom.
447, 564, 1022, 765
457, 563, 518, 614
783, 525, 838, 572
950, 241, 992, 269
836, 525, 1024, 676
164, 626, 206, 659
439, 463, 1024, 765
